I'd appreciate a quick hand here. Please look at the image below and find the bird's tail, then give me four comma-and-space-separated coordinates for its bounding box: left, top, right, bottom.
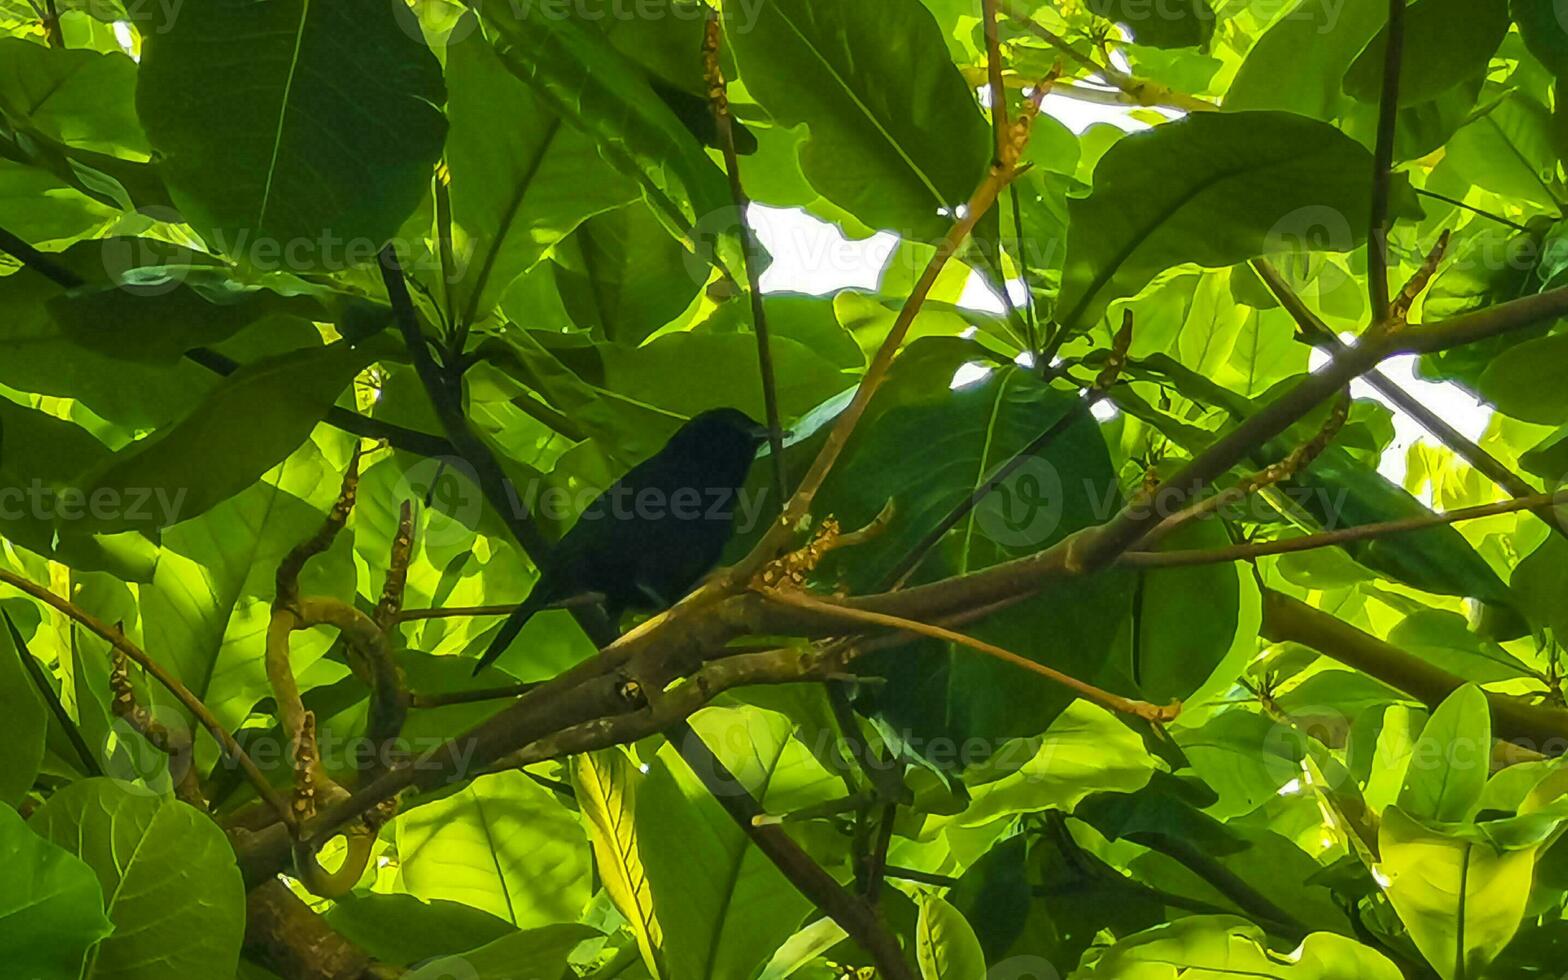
471, 588, 550, 676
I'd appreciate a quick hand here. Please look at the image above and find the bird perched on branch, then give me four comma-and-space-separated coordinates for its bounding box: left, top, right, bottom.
473, 408, 771, 675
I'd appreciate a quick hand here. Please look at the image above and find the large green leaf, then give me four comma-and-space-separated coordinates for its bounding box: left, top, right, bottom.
1441, 94, 1561, 208
141, 440, 353, 728
598, 330, 853, 423
637, 705, 839, 980
1378, 806, 1539, 980
1132, 519, 1242, 704
728, 0, 990, 240
1397, 683, 1490, 824
402, 923, 600, 980
64, 341, 376, 535
1478, 330, 1568, 424
135, 0, 447, 267
943, 701, 1156, 828
1514, 0, 1568, 78
0, 610, 47, 805
322, 894, 517, 969
0, 805, 112, 980
0, 38, 145, 156
915, 893, 986, 980
817, 360, 1133, 750
0, 160, 116, 245
1085, 0, 1214, 49
475, 0, 734, 273
552, 202, 707, 346
1226, 0, 1387, 118
573, 748, 663, 979
393, 769, 591, 929
441, 13, 637, 326
29, 779, 245, 980
47, 282, 313, 365
1056, 111, 1403, 331
1075, 916, 1402, 978
1343, 0, 1509, 106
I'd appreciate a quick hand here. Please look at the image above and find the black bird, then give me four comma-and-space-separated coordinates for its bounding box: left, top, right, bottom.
473, 408, 770, 675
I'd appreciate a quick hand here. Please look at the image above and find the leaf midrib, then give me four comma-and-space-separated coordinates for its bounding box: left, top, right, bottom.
256, 0, 313, 236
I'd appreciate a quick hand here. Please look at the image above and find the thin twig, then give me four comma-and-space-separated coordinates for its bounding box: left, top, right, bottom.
729, 96, 1052, 583
667, 721, 916, 980
704, 14, 787, 502
1413, 188, 1529, 233
1122, 490, 1568, 568
760, 587, 1177, 722
0, 568, 292, 826
1367, 0, 1406, 323
4, 610, 102, 777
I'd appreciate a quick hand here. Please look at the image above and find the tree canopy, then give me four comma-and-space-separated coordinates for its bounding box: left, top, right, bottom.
4, 0, 1568, 978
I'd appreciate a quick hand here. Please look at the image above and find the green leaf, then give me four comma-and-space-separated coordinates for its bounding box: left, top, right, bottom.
402, 923, 600, 980
1398, 683, 1490, 824
1226, 0, 1387, 119
1056, 111, 1402, 331
0, 160, 116, 245
322, 894, 516, 968
47, 282, 312, 365
1076, 915, 1402, 978
1085, 0, 1214, 49
573, 748, 663, 979
1514, 0, 1568, 78
0, 610, 47, 805
1133, 519, 1242, 703
1343, 0, 1510, 106
29, 779, 245, 980
637, 705, 838, 980
728, 0, 989, 240
817, 361, 1132, 750
393, 769, 590, 930
915, 893, 986, 980
441, 14, 638, 326
1387, 610, 1538, 683
599, 330, 852, 424
141, 440, 354, 727
1441, 94, 1561, 208
951, 701, 1156, 827
947, 834, 1029, 962
135, 0, 447, 268
0, 805, 112, 980
1479, 330, 1568, 424
1378, 806, 1538, 980
64, 341, 376, 535
552, 202, 707, 346
0, 38, 145, 156
477, 1, 733, 273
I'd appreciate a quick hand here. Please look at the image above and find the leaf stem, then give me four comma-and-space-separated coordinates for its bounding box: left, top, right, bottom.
703, 13, 787, 503
1367, 0, 1406, 322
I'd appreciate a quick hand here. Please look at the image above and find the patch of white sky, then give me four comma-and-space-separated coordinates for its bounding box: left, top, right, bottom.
751, 88, 1491, 494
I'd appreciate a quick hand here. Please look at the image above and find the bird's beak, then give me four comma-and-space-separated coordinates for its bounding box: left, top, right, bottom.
749, 423, 773, 442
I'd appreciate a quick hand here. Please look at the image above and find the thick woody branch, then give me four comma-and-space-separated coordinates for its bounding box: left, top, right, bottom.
1252, 256, 1568, 539
1260, 590, 1568, 751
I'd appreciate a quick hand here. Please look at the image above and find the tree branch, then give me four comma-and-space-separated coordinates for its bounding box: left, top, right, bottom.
705, 13, 787, 502
0, 567, 292, 826
1260, 589, 1568, 751
1367, 0, 1406, 322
